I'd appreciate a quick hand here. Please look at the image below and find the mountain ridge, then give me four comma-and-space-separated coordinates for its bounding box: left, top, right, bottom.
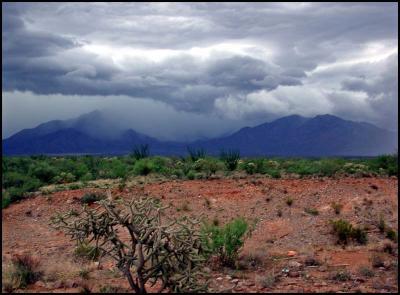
3, 112, 398, 156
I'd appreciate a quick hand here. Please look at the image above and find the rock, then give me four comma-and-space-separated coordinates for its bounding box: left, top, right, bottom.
53, 280, 64, 289
383, 261, 391, 269
226, 275, 232, 280
244, 281, 255, 287
319, 265, 328, 272
203, 267, 212, 273
288, 260, 302, 269
287, 250, 297, 257
288, 270, 300, 277
65, 279, 79, 288
216, 277, 224, 281
231, 279, 239, 284
34, 281, 46, 288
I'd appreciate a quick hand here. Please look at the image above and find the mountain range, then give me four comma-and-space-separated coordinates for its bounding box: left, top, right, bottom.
2, 111, 398, 156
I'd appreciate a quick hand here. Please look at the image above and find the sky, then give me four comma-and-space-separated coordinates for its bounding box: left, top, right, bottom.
2, 2, 398, 141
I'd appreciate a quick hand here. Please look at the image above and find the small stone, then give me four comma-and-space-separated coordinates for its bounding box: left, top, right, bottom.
231, 279, 239, 284
53, 280, 63, 289
34, 281, 46, 288
288, 261, 302, 269
203, 267, 212, 273
226, 275, 232, 280
287, 250, 297, 257
244, 280, 255, 287
216, 277, 224, 281
288, 270, 300, 277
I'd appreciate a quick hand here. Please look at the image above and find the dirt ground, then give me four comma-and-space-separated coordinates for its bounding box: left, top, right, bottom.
2, 175, 398, 293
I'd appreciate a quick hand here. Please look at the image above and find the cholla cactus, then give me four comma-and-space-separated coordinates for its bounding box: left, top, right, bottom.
50, 197, 207, 293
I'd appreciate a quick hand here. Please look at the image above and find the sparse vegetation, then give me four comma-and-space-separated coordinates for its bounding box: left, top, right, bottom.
358, 266, 375, 277
256, 273, 277, 288
74, 241, 101, 261
187, 146, 206, 161
286, 197, 293, 207
219, 149, 240, 171
80, 192, 106, 205
2, 154, 397, 207
330, 219, 368, 244
51, 196, 207, 293
7, 253, 42, 289
304, 207, 319, 215
386, 228, 397, 242
371, 254, 385, 268
331, 202, 343, 215
201, 217, 248, 267
131, 144, 150, 160
331, 270, 351, 281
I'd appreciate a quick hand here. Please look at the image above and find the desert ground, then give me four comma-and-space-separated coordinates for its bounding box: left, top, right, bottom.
2, 174, 398, 293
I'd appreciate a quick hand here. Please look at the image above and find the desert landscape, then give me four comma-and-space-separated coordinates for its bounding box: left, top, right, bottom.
2, 2, 398, 293
2, 160, 398, 293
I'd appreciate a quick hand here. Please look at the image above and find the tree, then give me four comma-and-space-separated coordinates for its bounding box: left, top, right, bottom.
50, 197, 207, 293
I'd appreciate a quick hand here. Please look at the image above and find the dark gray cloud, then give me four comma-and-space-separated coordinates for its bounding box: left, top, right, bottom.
2, 2, 398, 139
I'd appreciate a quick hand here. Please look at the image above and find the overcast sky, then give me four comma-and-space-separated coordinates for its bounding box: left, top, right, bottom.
2, 2, 398, 141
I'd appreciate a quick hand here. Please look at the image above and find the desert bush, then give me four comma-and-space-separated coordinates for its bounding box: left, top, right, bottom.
9, 253, 41, 289
378, 214, 386, 233
186, 170, 196, 180
330, 219, 368, 245
256, 273, 277, 288
358, 266, 375, 277
2, 192, 11, 209
371, 254, 385, 268
99, 285, 121, 293
201, 217, 248, 267
386, 228, 397, 242
220, 149, 240, 171
304, 255, 320, 266
331, 202, 343, 215
131, 144, 150, 160
304, 208, 319, 216
80, 192, 106, 205
187, 147, 206, 162
277, 208, 282, 217
238, 249, 265, 269
285, 197, 293, 207
133, 159, 153, 176
79, 268, 90, 279
74, 241, 101, 260
331, 270, 351, 281
51, 197, 207, 293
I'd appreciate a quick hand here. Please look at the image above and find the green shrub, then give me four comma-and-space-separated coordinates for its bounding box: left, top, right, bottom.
331, 219, 368, 245
187, 170, 196, 180
331, 202, 343, 215
9, 253, 41, 289
286, 197, 293, 207
358, 266, 375, 277
133, 159, 153, 176
80, 192, 106, 205
187, 147, 206, 161
74, 241, 101, 260
2, 192, 11, 209
378, 215, 386, 233
304, 208, 319, 216
201, 217, 248, 266
331, 270, 351, 281
352, 227, 368, 245
131, 144, 150, 160
220, 149, 240, 171
386, 228, 397, 242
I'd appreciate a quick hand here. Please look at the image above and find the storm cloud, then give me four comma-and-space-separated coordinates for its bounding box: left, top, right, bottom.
2, 2, 398, 140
